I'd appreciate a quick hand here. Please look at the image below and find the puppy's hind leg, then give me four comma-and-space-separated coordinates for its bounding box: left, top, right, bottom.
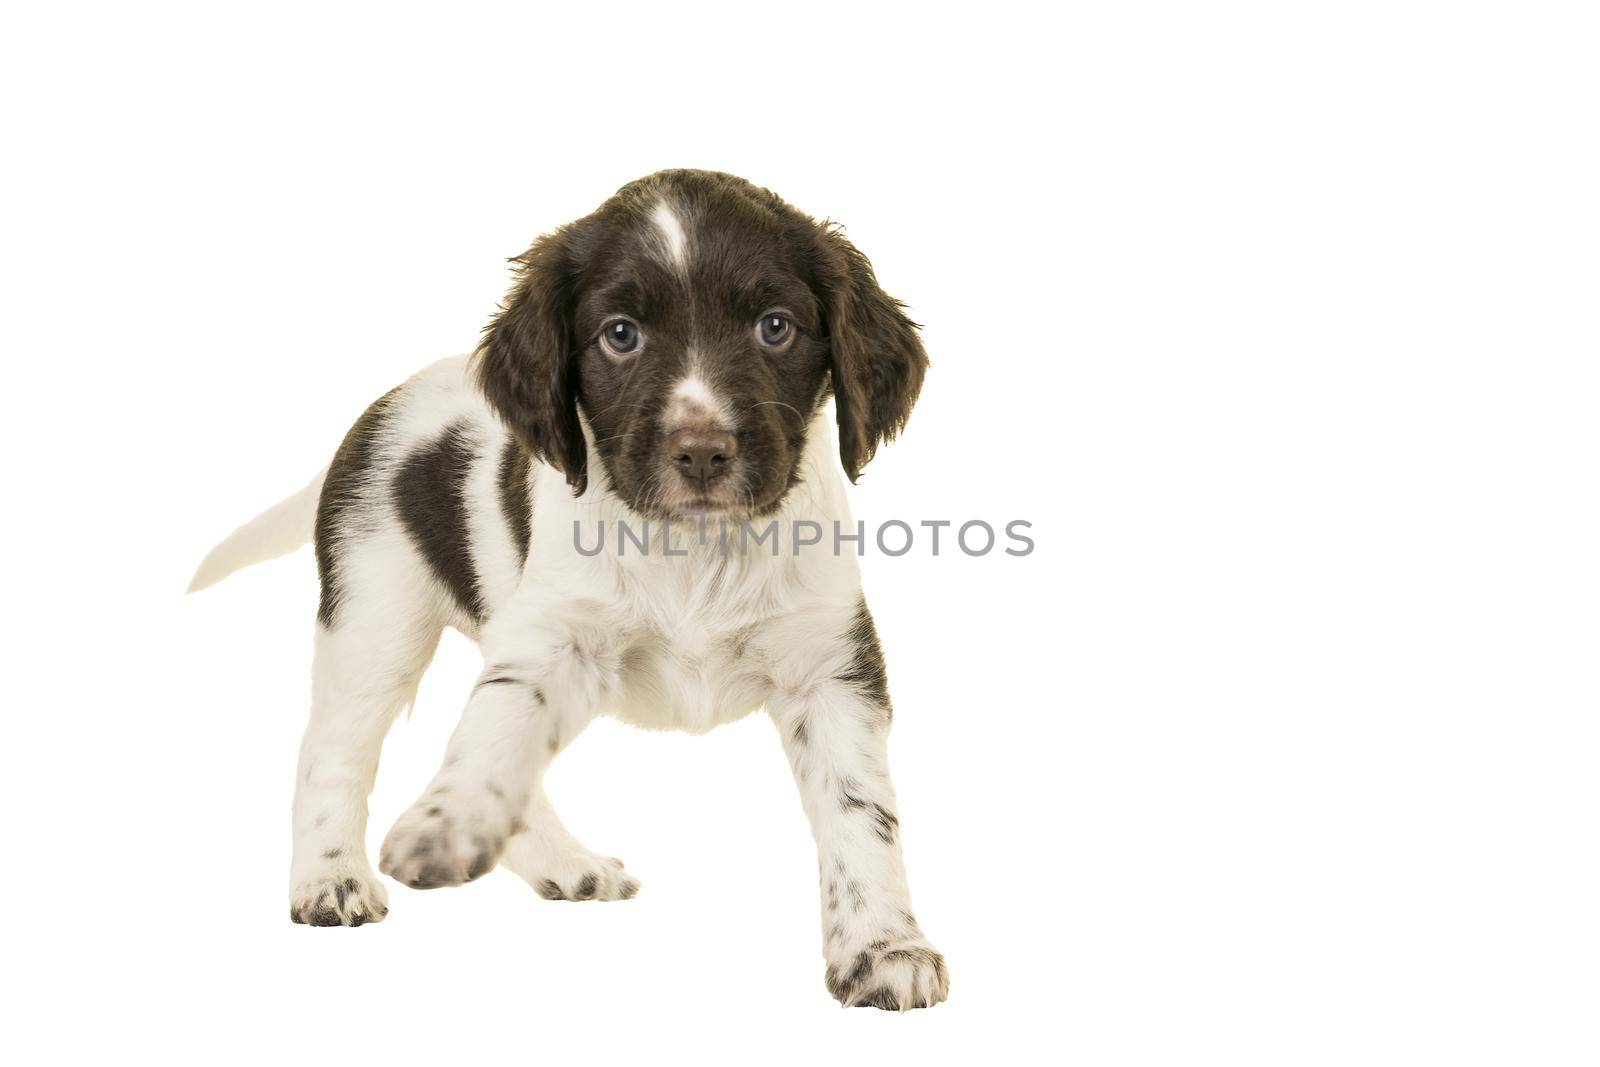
499, 780, 640, 902
290, 593, 443, 927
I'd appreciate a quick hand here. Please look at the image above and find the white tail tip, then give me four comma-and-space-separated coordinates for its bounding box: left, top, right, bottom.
187, 469, 328, 593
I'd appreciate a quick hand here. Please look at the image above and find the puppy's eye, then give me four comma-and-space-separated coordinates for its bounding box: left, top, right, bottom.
600, 319, 642, 357
757, 313, 792, 349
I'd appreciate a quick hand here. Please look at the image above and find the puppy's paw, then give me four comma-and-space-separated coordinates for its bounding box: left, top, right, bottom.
501, 833, 640, 901
529, 855, 640, 902
290, 867, 388, 927
825, 935, 949, 1011
379, 788, 513, 890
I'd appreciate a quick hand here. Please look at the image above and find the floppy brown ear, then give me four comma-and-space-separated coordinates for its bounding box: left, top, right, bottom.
473, 230, 588, 494
818, 225, 929, 482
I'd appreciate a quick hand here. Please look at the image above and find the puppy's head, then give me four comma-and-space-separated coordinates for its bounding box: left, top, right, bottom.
474, 170, 927, 519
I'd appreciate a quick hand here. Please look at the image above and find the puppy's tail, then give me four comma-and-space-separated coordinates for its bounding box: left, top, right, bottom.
187, 468, 328, 593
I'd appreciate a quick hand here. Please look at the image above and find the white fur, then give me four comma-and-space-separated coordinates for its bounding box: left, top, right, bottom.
187, 468, 326, 592
197, 354, 945, 1006
665, 372, 735, 432
650, 200, 689, 271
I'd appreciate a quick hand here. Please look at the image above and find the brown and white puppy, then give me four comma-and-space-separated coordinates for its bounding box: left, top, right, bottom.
191, 169, 944, 1010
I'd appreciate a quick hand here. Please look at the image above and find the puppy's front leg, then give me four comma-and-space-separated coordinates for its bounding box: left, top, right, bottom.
769, 600, 948, 1010
379, 617, 614, 890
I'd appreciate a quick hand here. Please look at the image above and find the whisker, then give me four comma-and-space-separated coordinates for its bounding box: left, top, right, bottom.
752, 400, 806, 424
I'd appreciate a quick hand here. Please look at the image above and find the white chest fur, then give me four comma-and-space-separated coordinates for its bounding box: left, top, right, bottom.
498, 415, 864, 736
609, 609, 772, 733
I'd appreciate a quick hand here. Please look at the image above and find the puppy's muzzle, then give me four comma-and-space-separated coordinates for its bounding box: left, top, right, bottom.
667, 428, 737, 488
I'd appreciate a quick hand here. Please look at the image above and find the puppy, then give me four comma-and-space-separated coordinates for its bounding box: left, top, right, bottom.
191, 169, 945, 1010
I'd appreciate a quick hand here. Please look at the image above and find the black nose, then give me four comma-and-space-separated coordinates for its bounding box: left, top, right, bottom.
668, 428, 737, 485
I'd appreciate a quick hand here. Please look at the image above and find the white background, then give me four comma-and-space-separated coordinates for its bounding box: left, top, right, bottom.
3, 2, 1596, 1063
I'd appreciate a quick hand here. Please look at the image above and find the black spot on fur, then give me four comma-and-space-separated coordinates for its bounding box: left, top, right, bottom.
870, 803, 899, 844
855, 987, 901, 1011
825, 950, 875, 1001
475, 675, 520, 689
315, 387, 400, 627
727, 625, 757, 659
839, 777, 897, 841
837, 596, 891, 715
410, 863, 455, 889
322, 848, 343, 860
473, 671, 546, 708
574, 874, 598, 900
498, 437, 533, 566
536, 879, 564, 900
393, 422, 484, 622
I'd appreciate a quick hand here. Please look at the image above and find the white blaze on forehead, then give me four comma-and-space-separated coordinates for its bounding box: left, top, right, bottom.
650, 200, 689, 270
667, 373, 734, 430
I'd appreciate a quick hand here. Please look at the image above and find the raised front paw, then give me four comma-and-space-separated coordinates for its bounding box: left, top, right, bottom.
379, 787, 515, 890
290, 867, 388, 927
825, 935, 949, 1011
